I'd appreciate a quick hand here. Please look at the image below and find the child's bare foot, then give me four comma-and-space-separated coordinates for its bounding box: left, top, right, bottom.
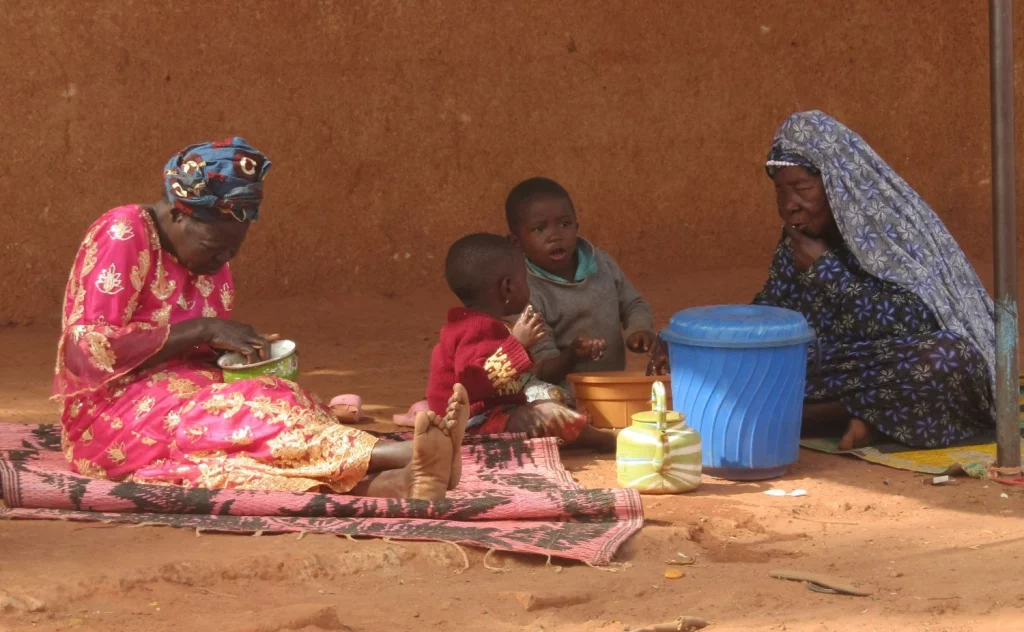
837, 417, 876, 451
409, 411, 453, 500
443, 383, 470, 490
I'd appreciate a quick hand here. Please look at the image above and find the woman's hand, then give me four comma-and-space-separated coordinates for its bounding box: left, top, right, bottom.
512, 308, 546, 349
626, 330, 657, 353
783, 224, 829, 272
202, 319, 270, 363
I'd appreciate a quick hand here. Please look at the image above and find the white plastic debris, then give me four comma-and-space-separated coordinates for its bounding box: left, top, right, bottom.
931, 475, 951, 486
765, 489, 808, 497
1001, 493, 1009, 499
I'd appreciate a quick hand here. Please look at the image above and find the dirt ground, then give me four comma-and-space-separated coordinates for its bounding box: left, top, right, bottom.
2, 271, 1024, 632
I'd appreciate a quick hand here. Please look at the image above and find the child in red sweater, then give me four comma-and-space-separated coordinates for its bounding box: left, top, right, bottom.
426, 233, 616, 450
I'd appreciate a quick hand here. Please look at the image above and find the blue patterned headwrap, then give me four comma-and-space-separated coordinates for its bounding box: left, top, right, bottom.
765, 111, 996, 400
163, 137, 271, 222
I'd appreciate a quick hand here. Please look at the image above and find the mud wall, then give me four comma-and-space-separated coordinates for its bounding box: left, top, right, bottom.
1, 0, 1020, 324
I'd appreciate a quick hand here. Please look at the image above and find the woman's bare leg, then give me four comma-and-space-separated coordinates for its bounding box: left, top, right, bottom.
347, 384, 470, 499
366, 441, 413, 472
347, 411, 449, 499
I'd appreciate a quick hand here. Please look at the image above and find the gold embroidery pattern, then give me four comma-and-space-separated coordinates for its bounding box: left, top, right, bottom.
195, 276, 214, 298
152, 302, 172, 327
139, 206, 162, 251
80, 427, 94, 445
108, 218, 135, 241
131, 406, 378, 494
220, 284, 234, 312
202, 392, 246, 418
230, 426, 255, 446
74, 458, 108, 479
62, 430, 74, 462
110, 417, 124, 430
81, 239, 99, 278
83, 332, 116, 373
151, 258, 177, 301
131, 250, 151, 292
105, 442, 128, 466
202, 300, 217, 318
177, 294, 195, 311
134, 396, 156, 416
164, 409, 182, 432
146, 371, 173, 385
247, 396, 295, 425
123, 295, 139, 326
484, 348, 522, 396
63, 272, 79, 329
186, 425, 208, 442
68, 287, 86, 325
68, 400, 83, 419
168, 377, 201, 399
95, 264, 125, 295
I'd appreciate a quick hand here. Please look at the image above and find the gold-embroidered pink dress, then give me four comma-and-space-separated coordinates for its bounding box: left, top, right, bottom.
53, 205, 377, 492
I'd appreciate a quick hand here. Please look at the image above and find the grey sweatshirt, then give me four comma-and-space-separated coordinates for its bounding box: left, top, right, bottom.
527, 242, 655, 377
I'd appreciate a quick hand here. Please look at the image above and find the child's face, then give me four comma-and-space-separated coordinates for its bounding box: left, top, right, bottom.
514, 195, 578, 277
503, 251, 532, 315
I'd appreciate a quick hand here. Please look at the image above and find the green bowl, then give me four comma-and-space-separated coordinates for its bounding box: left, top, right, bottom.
217, 339, 299, 384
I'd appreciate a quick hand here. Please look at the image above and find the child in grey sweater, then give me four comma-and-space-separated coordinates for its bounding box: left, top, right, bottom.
505, 177, 658, 400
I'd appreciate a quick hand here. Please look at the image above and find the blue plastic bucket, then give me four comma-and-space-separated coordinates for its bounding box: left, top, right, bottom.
662, 305, 814, 481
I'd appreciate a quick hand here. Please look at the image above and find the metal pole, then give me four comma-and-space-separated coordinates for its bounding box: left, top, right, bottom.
990, 0, 1020, 470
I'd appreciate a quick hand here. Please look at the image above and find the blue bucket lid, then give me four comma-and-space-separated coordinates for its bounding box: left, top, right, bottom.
662, 305, 815, 349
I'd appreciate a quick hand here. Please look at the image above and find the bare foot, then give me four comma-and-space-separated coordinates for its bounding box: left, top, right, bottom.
409, 411, 453, 500
837, 417, 876, 451
443, 383, 470, 490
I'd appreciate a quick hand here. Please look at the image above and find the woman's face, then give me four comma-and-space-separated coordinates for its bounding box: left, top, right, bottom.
170, 213, 250, 276
772, 166, 838, 241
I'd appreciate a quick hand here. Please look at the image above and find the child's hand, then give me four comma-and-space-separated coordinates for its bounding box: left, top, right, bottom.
626, 330, 657, 353
571, 337, 606, 361
646, 336, 670, 375
512, 308, 546, 349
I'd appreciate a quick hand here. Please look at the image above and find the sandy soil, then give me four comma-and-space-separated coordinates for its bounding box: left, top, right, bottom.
2, 271, 1023, 632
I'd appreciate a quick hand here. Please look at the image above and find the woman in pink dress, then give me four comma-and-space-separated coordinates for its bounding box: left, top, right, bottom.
53, 138, 468, 499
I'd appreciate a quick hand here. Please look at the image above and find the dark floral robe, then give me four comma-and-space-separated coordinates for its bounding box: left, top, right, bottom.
754, 239, 993, 448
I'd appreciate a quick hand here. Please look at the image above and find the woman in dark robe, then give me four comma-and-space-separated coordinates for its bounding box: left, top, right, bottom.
654, 111, 995, 450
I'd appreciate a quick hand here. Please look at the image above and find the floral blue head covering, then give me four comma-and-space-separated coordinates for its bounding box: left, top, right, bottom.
163, 137, 271, 222
766, 111, 996, 398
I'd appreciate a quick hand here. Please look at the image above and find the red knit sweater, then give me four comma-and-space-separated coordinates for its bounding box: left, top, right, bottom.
426, 307, 534, 417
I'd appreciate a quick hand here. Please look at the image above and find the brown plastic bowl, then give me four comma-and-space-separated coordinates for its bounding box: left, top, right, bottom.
567, 371, 673, 429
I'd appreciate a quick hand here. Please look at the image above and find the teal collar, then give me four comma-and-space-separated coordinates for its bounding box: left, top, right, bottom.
526, 239, 598, 284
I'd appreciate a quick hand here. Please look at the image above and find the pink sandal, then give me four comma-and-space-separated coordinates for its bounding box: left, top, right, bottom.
329, 394, 362, 424
393, 400, 429, 427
